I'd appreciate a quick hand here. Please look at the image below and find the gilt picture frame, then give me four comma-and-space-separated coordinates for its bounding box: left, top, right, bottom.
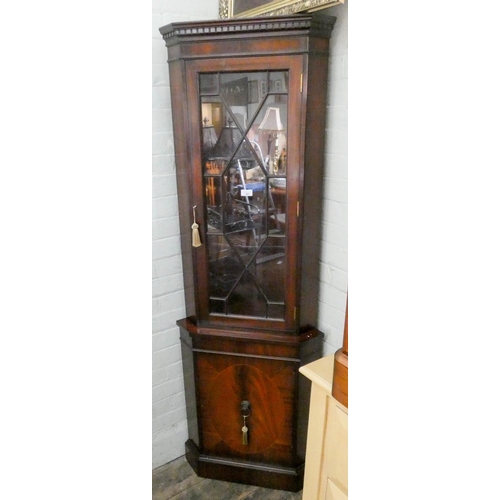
219, 0, 344, 19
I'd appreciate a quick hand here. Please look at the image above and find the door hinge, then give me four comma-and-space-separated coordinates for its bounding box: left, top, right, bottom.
297, 201, 300, 218
300, 73, 303, 93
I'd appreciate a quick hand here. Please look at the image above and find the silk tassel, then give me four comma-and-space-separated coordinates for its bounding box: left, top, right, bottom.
191, 206, 202, 248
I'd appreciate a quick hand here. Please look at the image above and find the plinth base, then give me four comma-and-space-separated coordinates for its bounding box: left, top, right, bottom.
185, 440, 304, 492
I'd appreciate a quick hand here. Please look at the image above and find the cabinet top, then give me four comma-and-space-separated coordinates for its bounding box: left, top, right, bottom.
159, 13, 336, 47
299, 354, 335, 395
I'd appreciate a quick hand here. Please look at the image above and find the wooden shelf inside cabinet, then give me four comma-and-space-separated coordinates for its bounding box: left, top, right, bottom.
159, 13, 336, 492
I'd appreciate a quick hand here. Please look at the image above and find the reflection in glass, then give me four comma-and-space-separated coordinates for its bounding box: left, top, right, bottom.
268, 178, 286, 237
258, 107, 283, 174
200, 71, 289, 320
254, 94, 288, 175
254, 237, 286, 303
205, 176, 222, 233
227, 270, 268, 318
208, 234, 244, 299
202, 121, 217, 157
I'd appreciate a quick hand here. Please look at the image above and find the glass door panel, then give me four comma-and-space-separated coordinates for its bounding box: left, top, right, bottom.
200, 70, 289, 320
254, 237, 286, 303
208, 234, 245, 299
268, 178, 286, 237
205, 175, 222, 233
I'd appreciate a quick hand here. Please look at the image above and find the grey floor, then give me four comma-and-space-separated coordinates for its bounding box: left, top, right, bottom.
153, 455, 303, 500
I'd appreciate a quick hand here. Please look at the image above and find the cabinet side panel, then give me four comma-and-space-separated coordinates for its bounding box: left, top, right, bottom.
168, 58, 196, 317
296, 332, 323, 462
300, 48, 331, 327
179, 325, 200, 447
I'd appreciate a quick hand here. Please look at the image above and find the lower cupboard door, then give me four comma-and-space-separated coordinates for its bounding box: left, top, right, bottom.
196, 351, 297, 465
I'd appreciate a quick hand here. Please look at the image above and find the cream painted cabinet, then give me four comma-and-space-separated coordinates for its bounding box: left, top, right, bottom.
300, 354, 348, 500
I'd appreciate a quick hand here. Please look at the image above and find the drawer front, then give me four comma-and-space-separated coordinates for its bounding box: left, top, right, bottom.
196, 351, 298, 466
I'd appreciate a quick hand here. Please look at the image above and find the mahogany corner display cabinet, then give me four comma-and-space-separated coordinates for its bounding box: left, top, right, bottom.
159, 13, 336, 492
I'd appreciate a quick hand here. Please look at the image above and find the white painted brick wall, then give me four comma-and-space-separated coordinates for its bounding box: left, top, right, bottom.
152, 0, 348, 469
318, 1, 349, 356
152, 0, 219, 470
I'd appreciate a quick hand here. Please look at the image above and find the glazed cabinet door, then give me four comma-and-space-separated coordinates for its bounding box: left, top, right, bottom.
185, 56, 304, 331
